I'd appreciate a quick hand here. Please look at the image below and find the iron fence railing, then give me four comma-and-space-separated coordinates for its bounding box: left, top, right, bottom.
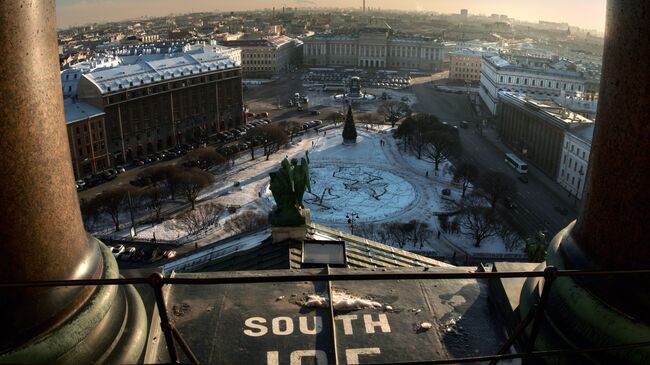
2, 267, 649, 364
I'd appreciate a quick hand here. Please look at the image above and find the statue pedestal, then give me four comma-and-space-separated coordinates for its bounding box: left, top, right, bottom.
271, 209, 311, 243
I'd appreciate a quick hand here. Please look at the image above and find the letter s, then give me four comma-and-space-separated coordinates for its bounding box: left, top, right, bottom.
244, 317, 268, 337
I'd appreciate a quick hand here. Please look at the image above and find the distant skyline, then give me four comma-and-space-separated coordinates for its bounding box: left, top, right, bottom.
56, 0, 606, 33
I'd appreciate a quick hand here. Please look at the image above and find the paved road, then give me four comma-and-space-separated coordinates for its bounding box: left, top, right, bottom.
410, 83, 577, 238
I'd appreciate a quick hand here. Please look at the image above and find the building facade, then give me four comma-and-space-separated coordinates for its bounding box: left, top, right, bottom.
64, 99, 110, 179
448, 49, 484, 81
219, 36, 302, 78
480, 54, 592, 114
557, 124, 593, 201
302, 28, 449, 71
496, 92, 593, 180
74, 49, 243, 167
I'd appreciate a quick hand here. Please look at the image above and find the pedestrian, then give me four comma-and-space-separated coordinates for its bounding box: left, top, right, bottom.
426, 171, 429, 178
311, 141, 314, 146
324, 131, 326, 136
437, 230, 441, 239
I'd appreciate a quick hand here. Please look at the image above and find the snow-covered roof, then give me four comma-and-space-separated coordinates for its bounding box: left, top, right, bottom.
63, 98, 105, 124
84, 49, 240, 94
568, 123, 595, 145
487, 55, 511, 67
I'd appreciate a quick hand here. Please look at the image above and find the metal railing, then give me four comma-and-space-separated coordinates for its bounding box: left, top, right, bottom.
2, 267, 650, 364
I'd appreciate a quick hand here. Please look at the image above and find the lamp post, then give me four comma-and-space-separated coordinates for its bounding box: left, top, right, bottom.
346, 212, 360, 235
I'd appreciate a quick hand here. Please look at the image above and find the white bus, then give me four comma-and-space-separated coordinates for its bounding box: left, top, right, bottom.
505, 153, 528, 174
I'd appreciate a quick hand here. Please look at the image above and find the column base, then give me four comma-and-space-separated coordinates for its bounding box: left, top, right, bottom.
0, 237, 148, 364
518, 222, 650, 364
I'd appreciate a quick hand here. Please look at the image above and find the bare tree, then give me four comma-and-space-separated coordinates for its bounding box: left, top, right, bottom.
479, 171, 517, 208
169, 202, 224, 237
453, 162, 479, 198
422, 130, 460, 171
223, 210, 269, 234
411, 220, 432, 248
182, 148, 226, 172
498, 224, 523, 252
79, 197, 101, 231
248, 124, 289, 160
170, 168, 215, 210
384, 222, 415, 248
94, 186, 135, 232
141, 186, 168, 222
379, 101, 411, 127
325, 111, 345, 125
277, 120, 303, 142
459, 197, 498, 247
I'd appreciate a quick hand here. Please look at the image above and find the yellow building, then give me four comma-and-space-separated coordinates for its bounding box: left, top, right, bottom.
449, 49, 484, 81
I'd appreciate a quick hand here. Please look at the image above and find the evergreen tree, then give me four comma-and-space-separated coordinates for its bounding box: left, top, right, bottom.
342, 105, 357, 143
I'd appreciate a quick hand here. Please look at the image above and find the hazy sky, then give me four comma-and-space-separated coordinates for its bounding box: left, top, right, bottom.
56, 0, 607, 32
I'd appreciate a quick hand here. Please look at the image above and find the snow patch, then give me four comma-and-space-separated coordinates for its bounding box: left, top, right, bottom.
301, 289, 383, 311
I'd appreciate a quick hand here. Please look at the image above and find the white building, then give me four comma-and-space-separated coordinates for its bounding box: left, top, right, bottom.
557, 124, 594, 201
479, 54, 592, 114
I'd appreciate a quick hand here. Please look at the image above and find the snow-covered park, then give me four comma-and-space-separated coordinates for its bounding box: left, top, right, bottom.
91, 122, 524, 259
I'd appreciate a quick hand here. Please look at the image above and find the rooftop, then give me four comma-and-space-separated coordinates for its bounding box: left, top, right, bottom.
83, 49, 239, 94
63, 98, 105, 124
484, 54, 587, 80
147, 267, 505, 364
568, 123, 595, 145
500, 92, 595, 128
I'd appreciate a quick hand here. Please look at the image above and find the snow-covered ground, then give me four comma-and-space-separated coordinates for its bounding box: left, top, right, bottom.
94, 123, 522, 257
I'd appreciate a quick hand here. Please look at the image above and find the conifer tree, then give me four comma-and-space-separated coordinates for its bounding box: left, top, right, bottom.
342, 105, 357, 143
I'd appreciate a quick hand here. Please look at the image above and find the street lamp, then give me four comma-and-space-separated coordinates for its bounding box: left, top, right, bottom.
346, 212, 360, 235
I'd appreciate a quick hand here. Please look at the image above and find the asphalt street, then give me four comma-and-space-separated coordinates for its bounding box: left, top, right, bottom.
411, 83, 577, 238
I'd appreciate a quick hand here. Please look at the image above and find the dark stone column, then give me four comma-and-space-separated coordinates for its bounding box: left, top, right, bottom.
570, 0, 650, 318
0, 0, 100, 348
518, 1, 650, 363
0, 1, 147, 361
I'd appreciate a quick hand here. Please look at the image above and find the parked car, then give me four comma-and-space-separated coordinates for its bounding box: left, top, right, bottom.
121, 247, 137, 260
133, 159, 145, 166
163, 250, 177, 259
115, 166, 126, 173
112, 244, 125, 257
310, 110, 320, 115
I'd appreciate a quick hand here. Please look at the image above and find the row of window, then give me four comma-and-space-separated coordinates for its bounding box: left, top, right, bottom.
305, 43, 439, 60
76, 141, 106, 158
105, 70, 241, 103
560, 169, 582, 188
498, 75, 582, 92
243, 52, 275, 59
565, 141, 587, 159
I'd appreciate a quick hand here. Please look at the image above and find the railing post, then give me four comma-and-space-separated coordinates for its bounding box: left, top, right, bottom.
149, 273, 180, 363
524, 266, 558, 359
489, 304, 537, 365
